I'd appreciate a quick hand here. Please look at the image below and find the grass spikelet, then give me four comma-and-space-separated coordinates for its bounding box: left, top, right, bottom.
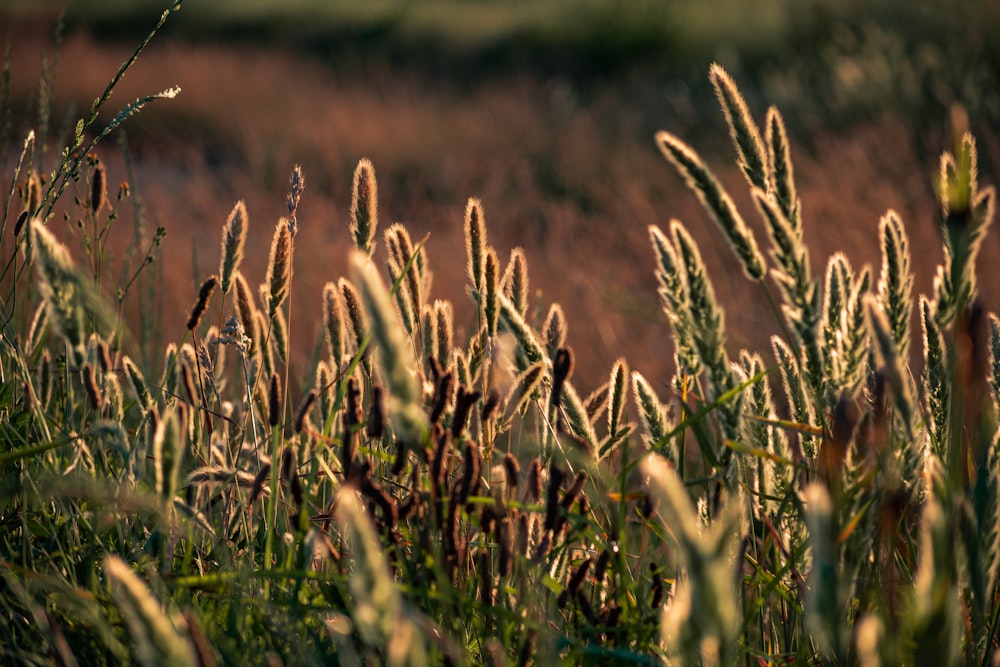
349, 158, 378, 255
503, 360, 544, 422
433, 300, 454, 371
254, 311, 274, 378
584, 382, 609, 422
649, 224, 700, 375
322, 281, 345, 365
315, 359, 333, 424
122, 354, 153, 410
710, 62, 768, 192
13, 210, 28, 237
542, 303, 566, 361
607, 357, 629, 440
484, 248, 500, 337
286, 164, 304, 235
921, 296, 949, 450
186, 275, 217, 332
233, 272, 257, 335
103, 555, 198, 667
560, 381, 600, 456
631, 371, 672, 455
866, 295, 915, 442
498, 292, 545, 366
271, 303, 288, 363
502, 247, 530, 317
385, 222, 423, 334
268, 372, 281, 428
339, 278, 367, 357
765, 106, 799, 225
935, 132, 993, 326
655, 131, 766, 281
264, 218, 292, 319
752, 189, 811, 307
153, 407, 184, 503
771, 335, 817, 459
90, 158, 107, 214
82, 362, 101, 410
294, 389, 317, 434
350, 250, 427, 443
671, 220, 742, 444
218, 200, 247, 294
877, 210, 913, 359
550, 346, 574, 412
465, 198, 487, 292
30, 219, 87, 365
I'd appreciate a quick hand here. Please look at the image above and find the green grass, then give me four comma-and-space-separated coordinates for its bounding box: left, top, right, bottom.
3, 4, 1000, 665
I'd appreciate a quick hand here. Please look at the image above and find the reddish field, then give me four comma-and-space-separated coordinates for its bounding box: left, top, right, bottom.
5, 26, 1000, 393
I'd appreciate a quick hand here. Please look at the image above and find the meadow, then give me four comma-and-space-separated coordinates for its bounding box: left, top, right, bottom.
2, 1, 1000, 665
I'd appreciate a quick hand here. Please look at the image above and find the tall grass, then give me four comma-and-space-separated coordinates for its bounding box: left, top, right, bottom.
2, 8, 1000, 666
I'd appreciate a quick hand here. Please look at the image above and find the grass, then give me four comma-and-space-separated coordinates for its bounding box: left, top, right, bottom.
3, 3, 1000, 666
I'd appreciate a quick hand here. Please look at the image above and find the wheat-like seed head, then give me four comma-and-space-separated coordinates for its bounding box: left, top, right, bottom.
25, 169, 41, 214
866, 295, 916, 442
502, 361, 545, 424
656, 131, 766, 281
920, 295, 949, 451
386, 223, 423, 329
649, 224, 701, 376
30, 219, 88, 365
464, 198, 487, 293
631, 371, 671, 453
219, 200, 248, 294
765, 107, 799, 226
608, 357, 629, 439
122, 354, 153, 411
710, 63, 768, 192
771, 335, 817, 460
502, 247, 529, 317
350, 158, 378, 255
498, 292, 545, 367
264, 218, 292, 320
322, 281, 346, 365
433, 299, 454, 371
254, 310, 275, 379
339, 277, 367, 357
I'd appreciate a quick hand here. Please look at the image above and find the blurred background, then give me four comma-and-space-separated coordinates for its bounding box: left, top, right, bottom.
2, 0, 999, 392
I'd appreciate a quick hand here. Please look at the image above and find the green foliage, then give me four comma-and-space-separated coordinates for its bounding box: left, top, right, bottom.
4, 14, 1000, 667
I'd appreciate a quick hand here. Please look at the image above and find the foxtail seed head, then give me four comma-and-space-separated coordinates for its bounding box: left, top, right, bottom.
350, 158, 378, 255
219, 200, 248, 294
464, 198, 487, 292
265, 218, 292, 319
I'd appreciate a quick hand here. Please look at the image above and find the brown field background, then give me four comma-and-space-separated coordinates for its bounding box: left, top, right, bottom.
4, 19, 1000, 396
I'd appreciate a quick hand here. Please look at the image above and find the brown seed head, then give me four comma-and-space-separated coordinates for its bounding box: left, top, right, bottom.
90, 160, 107, 214
186, 275, 218, 331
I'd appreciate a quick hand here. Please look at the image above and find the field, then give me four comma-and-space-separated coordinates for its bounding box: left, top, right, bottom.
3, 0, 1000, 664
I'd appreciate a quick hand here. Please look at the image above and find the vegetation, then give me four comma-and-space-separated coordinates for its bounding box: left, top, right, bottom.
2, 3, 1000, 665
